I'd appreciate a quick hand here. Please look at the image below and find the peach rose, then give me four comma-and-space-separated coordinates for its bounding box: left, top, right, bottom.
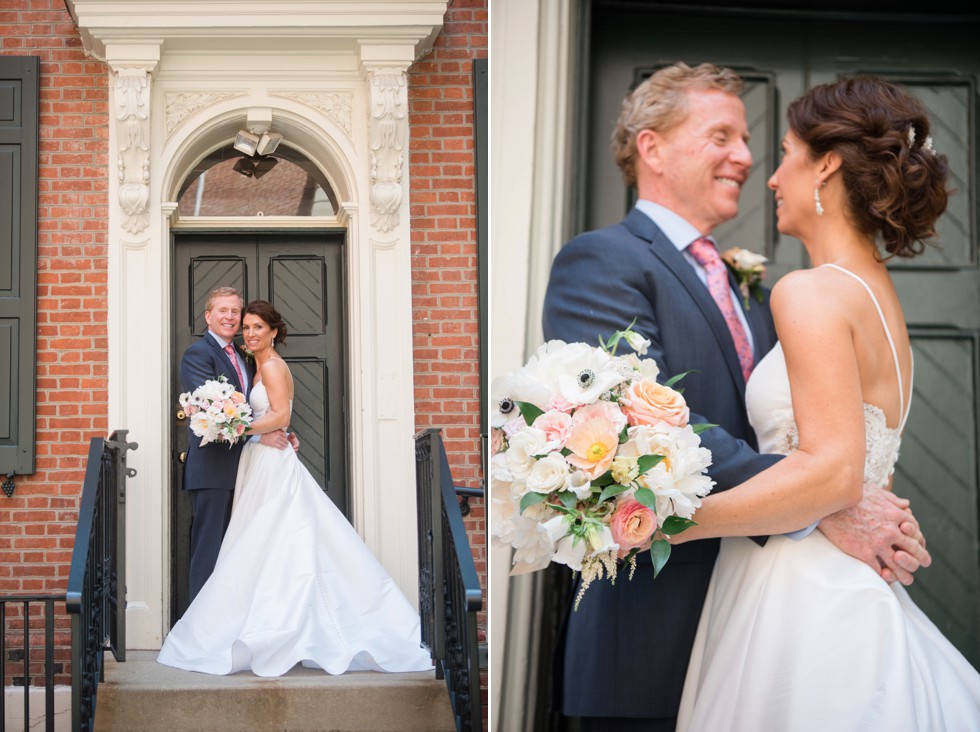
621, 379, 689, 428
610, 498, 656, 556
230, 391, 246, 405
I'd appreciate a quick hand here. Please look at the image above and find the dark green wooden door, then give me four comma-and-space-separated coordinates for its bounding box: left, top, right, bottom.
587, 5, 980, 666
171, 231, 347, 621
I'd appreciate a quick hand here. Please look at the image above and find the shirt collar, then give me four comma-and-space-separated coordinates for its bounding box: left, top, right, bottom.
634, 199, 714, 253
208, 330, 234, 350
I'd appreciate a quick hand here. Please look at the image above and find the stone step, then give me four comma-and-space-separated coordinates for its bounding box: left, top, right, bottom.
93, 651, 456, 732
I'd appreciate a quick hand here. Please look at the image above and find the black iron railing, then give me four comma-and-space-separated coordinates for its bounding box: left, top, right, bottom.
414, 428, 484, 732
0, 595, 64, 732
66, 430, 137, 732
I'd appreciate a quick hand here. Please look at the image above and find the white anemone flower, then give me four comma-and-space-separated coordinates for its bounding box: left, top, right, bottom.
556, 346, 627, 406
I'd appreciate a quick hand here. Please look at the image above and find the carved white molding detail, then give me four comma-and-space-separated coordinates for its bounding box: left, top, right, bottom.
115, 68, 151, 235
270, 91, 353, 137
368, 70, 406, 233
165, 91, 246, 139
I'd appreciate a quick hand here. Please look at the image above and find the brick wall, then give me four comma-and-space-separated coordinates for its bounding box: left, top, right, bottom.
0, 0, 109, 685
407, 0, 489, 722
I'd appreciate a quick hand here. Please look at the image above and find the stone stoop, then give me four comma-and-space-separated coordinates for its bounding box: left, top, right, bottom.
92, 651, 456, 732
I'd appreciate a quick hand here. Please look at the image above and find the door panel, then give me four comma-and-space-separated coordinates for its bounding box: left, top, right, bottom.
171, 232, 347, 622
589, 7, 980, 665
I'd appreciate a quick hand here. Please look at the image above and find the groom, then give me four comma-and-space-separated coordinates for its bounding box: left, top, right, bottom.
542, 62, 930, 731
180, 286, 295, 602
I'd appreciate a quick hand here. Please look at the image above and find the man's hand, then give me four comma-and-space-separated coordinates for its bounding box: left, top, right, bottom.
258, 429, 295, 451
819, 484, 931, 586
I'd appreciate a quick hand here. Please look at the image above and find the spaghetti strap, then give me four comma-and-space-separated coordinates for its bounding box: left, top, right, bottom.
821, 263, 913, 431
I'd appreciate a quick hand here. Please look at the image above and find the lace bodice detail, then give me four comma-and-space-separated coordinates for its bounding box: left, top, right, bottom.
747, 348, 901, 488
747, 265, 912, 489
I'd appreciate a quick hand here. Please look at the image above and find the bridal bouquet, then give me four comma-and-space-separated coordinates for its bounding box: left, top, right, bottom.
490, 325, 715, 608
179, 376, 253, 447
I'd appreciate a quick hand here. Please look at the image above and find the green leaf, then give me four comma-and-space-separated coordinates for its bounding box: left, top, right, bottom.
618, 425, 630, 444
691, 422, 717, 435
661, 515, 697, 535
519, 492, 549, 513
754, 287, 764, 304
598, 483, 630, 504
650, 539, 671, 578
664, 370, 698, 388
633, 486, 656, 508
636, 454, 664, 475
592, 470, 615, 487
515, 400, 544, 426
557, 490, 578, 509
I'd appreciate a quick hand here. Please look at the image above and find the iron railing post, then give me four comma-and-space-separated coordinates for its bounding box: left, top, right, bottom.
67, 432, 136, 732
415, 427, 484, 731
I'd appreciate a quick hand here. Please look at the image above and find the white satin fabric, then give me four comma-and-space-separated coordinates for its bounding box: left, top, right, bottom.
677, 341, 980, 731
158, 381, 433, 676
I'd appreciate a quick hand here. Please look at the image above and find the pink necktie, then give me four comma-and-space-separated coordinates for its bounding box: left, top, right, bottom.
687, 237, 754, 382
224, 344, 247, 393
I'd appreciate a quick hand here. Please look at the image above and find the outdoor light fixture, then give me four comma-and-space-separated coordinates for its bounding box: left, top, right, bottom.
256, 132, 282, 156
233, 129, 261, 157
233, 128, 283, 178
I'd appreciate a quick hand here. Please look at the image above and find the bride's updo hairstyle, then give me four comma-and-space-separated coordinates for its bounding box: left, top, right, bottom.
787, 76, 950, 258
244, 300, 288, 345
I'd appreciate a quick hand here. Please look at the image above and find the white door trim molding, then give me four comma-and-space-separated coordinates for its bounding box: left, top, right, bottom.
70, 0, 447, 649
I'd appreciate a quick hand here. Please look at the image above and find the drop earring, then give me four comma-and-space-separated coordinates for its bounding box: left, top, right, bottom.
814, 181, 825, 216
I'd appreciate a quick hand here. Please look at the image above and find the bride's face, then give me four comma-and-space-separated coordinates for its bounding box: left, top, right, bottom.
242, 314, 278, 354
768, 129, 819, 238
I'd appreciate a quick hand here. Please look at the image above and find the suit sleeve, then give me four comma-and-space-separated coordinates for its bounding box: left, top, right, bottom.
542, 231, 781, 495
180, 341, 221, 394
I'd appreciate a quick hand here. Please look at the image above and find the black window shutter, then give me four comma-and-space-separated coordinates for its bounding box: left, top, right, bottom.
0, 56, 39, 476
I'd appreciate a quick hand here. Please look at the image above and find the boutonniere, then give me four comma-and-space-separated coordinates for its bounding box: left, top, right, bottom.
721, 247, 768, 309
238, 343, 254, 364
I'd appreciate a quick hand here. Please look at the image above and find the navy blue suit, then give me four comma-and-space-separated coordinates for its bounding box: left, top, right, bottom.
179, 332, 255, 601
542, 207, 780, 722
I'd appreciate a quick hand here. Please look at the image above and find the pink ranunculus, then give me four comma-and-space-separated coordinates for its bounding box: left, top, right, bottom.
532, 410, 574, 448
185, 404, 199, 415
621, 378, 690, 428
564, 415, 620, 479
235, 422, 246, 436
610, 498, 657, 557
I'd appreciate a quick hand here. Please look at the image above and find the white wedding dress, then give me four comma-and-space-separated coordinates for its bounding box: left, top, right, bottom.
677, 265, 980, 731
157, 381, 433, 676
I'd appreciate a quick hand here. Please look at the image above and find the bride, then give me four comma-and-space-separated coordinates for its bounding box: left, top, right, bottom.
674, 76, 980, 730
158, 300, 433, 676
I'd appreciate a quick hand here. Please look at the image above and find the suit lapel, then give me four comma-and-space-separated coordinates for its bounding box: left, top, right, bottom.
206, 332, 247, 394
623, 209, 747, 391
